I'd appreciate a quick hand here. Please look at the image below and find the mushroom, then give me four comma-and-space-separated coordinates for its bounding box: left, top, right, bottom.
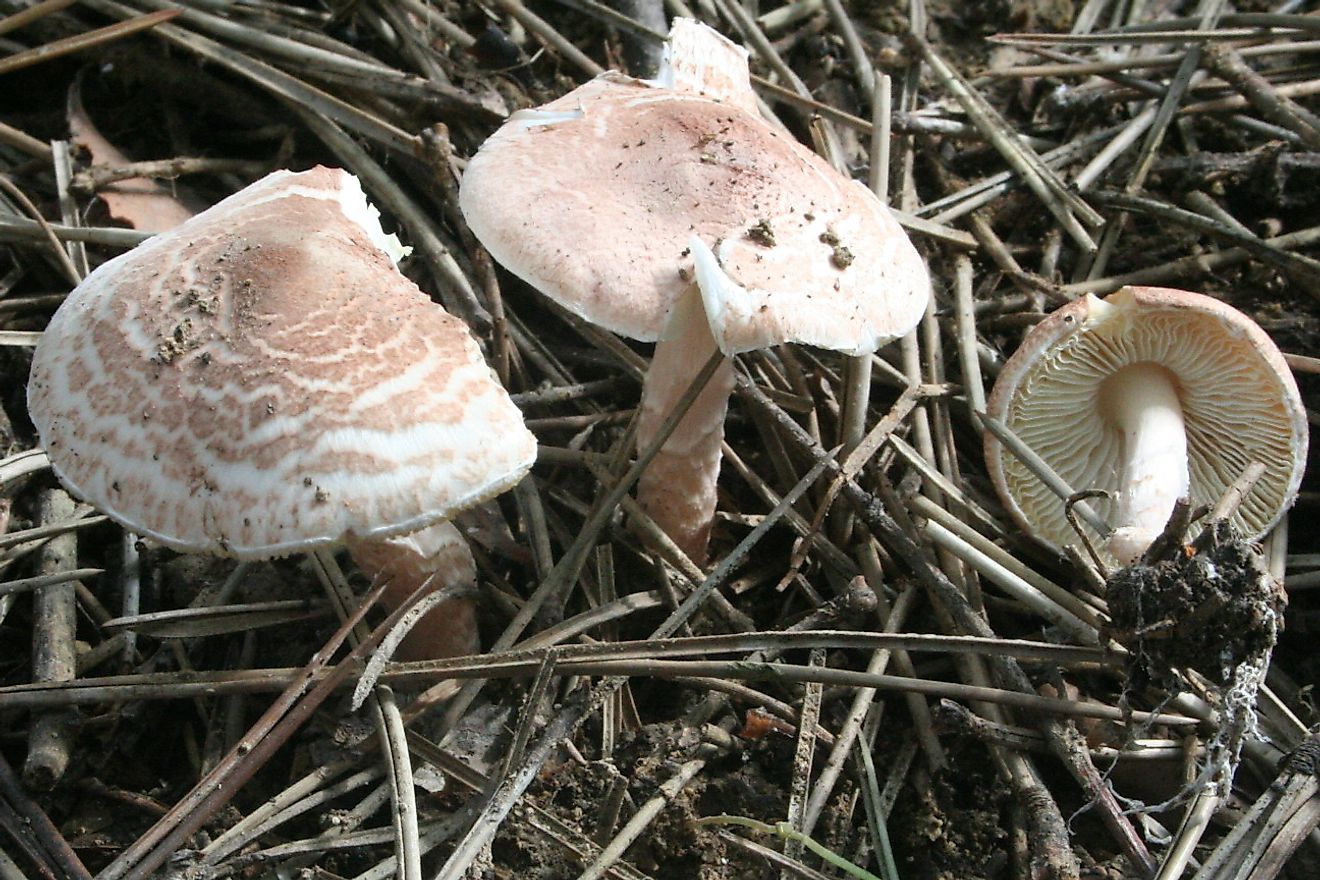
984, 285, 1307, 565
344, 522, 483, 658
27, 166, 537, 657
459, 18, 929, 562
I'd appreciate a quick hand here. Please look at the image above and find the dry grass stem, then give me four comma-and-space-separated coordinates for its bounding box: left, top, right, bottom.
0, 8, 178, 75
4, 1, 1319, 875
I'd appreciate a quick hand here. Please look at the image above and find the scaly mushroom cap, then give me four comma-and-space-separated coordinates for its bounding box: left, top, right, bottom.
985, 285, 1308, 555
459, 33, 928, 354
29, 166, 536, 560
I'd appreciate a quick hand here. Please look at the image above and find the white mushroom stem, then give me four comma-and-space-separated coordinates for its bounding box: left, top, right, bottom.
1100, 363, 1190, 565
635, 285, 736, 565
344, 520, 479, 660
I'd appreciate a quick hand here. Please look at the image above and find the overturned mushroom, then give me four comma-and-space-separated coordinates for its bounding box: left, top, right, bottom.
985, 286, 1307, 565
460, 19, 928, 562
28, 166, 536, 657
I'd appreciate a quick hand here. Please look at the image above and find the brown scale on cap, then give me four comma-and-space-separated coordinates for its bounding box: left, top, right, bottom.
29, 166, 536, 562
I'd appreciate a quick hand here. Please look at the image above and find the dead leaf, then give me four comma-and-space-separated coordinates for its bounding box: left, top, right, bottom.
67, 77, 194, 232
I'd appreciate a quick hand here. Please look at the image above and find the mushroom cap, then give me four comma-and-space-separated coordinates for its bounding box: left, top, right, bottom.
984, 286, 1308, 555
458, 27, 928, 353
28, 166, 536, 560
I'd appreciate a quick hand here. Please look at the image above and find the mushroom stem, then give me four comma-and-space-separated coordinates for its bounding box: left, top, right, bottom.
636, 286, 736, 565
1100, 363, 1190, 564
345, 520, 479, 660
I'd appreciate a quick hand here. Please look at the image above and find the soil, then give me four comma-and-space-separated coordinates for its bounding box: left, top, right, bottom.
1106, 520, 1285, 689
1, 0, 1319, 878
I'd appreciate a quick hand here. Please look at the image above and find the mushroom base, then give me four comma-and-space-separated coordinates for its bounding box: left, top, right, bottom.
346, 521, 480, 660
1105, 520, 1283, 687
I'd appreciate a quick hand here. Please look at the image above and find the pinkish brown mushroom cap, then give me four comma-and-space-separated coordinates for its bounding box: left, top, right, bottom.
460, 19, 927, 564
458, 28, 929, 355
985, 286, 1307, 560
28, 166, 536, 560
